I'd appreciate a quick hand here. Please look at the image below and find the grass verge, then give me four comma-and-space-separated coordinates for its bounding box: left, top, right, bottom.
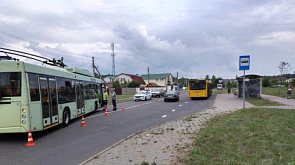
107, 93, 135, 105
246, 98, 286, 106
180, 108, 295, 165
262, 87, 294, 99
213, 88, 237, 95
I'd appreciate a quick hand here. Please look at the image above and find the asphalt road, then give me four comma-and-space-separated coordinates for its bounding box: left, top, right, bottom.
0, 91, 216, 165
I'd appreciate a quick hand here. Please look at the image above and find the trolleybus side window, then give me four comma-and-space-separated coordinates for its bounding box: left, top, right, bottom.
0, 72, 21, 97
57, 78, 76, 104
84, 81, 96, 100
28, 73, 40, 101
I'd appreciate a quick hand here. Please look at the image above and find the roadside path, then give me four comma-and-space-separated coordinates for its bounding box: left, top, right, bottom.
261, 94, 295, 109
81, 94, 254, 165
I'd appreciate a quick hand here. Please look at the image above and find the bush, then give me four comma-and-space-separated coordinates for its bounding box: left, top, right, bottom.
270, 79, 278, 86
262, 77, 270, 87
127, 80, 141, 88
112, 80, 121, 88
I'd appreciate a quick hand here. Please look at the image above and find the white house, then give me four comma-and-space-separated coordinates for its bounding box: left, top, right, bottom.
141, 73, 173, 87
114, 73, 146, 86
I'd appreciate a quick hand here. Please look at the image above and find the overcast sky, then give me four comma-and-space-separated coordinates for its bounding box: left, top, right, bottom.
0, 0, 294, 79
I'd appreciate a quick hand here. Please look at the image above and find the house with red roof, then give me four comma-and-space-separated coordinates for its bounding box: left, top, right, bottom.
114, 73, 146, 87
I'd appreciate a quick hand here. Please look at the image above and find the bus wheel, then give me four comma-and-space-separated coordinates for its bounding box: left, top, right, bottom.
62, 109, 70, 127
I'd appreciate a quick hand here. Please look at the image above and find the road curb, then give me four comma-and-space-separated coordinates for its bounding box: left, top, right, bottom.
79, 120, 173, 165
211, 93, 217, 109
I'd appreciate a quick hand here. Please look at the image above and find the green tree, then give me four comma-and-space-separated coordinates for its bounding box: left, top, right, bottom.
271, 79, 278, 85
231, 81, 237, 88
112, 80, 121, 88
262, 77, 271, 87
211, 75, 216, 87
121, 80, 128, 88
205, 74, 210, 80
227, 81, 231, 87
292, 79, 295, 86
127, 80, 141, 87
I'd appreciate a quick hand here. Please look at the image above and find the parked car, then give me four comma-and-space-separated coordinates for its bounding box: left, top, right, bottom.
164, 90, 180, 102
151, 88, 165, 97
270, 84, 285, 88
217, 84, 223, 90
134, 91, 152, 101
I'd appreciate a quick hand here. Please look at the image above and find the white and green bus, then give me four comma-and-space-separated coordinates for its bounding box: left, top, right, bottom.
0, 60, 103, 133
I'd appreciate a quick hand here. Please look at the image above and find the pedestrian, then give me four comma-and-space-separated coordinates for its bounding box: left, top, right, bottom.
228, 85, 231, 94
112, 89, 117, 111
103, 89, 108, 110
95, 88, 101, 111
287, 82, 292, 99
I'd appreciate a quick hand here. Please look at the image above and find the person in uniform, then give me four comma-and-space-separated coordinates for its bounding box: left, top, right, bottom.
112, 90, 117, 111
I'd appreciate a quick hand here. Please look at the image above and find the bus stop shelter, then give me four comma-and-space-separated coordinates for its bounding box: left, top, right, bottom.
237, 74, 262, 98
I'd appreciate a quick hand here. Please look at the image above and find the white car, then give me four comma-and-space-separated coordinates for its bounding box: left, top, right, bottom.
217, 84, 223, 90
134, 91, 152, 101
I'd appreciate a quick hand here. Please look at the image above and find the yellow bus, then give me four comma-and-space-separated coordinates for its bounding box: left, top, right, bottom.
188, 79, 212, 99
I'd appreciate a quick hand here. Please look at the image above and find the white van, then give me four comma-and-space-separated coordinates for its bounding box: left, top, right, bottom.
217, 84, 223, 90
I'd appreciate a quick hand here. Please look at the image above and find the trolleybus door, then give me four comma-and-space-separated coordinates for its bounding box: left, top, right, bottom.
40, 77, 58, 128
76, 81, 85, 115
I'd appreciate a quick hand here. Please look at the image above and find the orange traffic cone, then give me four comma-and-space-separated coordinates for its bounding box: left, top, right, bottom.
122, 104, 125, 111
104, 108, 109, 116
140, 100, 142, 105
25, 130, 36, 147
80, 116, 86, 127
155, 98, 157, 102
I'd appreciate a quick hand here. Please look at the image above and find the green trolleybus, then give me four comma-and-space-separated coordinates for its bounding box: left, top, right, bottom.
0, 59, 103, 133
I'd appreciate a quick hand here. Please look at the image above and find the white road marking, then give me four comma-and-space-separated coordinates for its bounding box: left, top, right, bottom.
162, 115, 167, 118
88, 99, 163, 119
172, 109, 175, 112
185, 102, 187, 103
179, 105, 182, 107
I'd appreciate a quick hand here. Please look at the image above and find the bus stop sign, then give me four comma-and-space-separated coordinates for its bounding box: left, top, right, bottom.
239, 55, 250, 70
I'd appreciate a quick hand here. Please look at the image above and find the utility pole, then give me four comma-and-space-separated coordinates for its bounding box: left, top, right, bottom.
148, 67, 150, 88
92, 57, 102, 79
92, 57, 95, 75
110, 43, 115, 77
176, 71, 178, 88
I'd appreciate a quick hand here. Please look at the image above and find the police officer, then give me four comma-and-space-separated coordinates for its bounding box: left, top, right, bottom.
112, 90, 117, 111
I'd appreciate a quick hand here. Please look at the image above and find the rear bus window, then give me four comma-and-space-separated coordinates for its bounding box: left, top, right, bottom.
0, 72, 21, 97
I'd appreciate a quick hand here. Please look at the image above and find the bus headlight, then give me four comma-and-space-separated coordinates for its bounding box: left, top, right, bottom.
22, 120, 26, 124
22, 114, 26, 118
22, 109, 27, 113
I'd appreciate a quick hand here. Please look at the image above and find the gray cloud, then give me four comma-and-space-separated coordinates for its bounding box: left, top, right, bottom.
0, 0, 295, 78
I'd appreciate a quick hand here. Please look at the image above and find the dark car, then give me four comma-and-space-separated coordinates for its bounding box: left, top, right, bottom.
151, 88, 165, 97
164, 90, 179, 102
